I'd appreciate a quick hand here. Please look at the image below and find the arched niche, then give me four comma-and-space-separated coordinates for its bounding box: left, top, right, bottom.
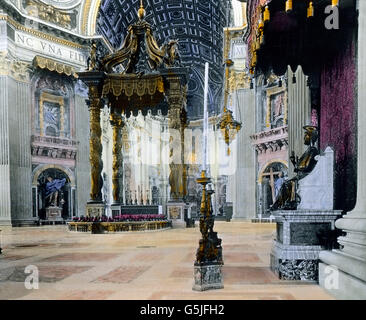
32, 164, 76, 220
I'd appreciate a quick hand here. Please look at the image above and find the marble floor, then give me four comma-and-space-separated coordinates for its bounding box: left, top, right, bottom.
0, 222, 334, 300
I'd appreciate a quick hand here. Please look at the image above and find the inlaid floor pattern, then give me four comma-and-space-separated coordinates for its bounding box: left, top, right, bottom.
0, 222, 334, 300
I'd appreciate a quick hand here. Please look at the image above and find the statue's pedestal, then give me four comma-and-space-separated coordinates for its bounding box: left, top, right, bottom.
86, 202, 105, 218
193, 264, 224, 291
270, 210, 342, 282
45, 207, 63, 221
167, 202, 186, 227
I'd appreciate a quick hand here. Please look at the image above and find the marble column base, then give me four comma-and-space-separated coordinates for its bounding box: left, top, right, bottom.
319, 250, 366, 299
86, 202, 105, 218
0, 223, 12, 231
193, 264, 224, 291
319, 260, 366, 300
11, 218, 39, 227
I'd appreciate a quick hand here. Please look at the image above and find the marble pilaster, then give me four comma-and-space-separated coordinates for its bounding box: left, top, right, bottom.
0, 57, 33, 226
0, 75, 11, 226
287, 66, 311, 178
75, 92, 91, 217
231, 88, 256, 220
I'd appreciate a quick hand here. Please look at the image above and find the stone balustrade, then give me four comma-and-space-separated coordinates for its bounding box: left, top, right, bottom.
68, 220, 172, 233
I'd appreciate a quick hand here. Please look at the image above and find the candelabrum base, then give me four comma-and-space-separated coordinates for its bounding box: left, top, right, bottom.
193, 264, 224, 291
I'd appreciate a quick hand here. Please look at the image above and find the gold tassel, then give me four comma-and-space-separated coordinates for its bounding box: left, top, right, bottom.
252, 52, 257, 66
255, 38, 261, 51
286, 0, 293, 13
307, 2, 314, 18
258, 19, 264, 32
263, 6, 270, 23
332, 0, 339, 7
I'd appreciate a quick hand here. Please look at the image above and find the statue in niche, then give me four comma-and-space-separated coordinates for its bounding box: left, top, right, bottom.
45, 176, 66, 207
271, 126, 319, 211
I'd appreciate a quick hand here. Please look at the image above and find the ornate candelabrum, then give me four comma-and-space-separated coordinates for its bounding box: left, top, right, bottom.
193, 170, 224, 291
219, 107, 242, 156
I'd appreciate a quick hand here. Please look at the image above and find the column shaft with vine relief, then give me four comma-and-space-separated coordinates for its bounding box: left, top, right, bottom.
110, 113, 123, 204
167, 86, 187, 202
88, 86, 104, 202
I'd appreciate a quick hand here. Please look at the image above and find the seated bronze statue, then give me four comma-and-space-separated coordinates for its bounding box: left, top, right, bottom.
271, 126, 319, 211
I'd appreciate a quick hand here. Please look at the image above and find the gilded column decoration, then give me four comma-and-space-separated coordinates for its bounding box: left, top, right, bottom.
110, 113, 124, 204
228, 70, 251, 92
88, 85, 104, 202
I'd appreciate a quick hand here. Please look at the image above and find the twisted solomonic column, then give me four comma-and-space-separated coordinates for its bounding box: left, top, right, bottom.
88, 86, 104, 202
167, 82, 188, 202
110, 113, 124, 204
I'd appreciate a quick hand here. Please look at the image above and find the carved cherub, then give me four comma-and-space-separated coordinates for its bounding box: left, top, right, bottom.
162, 39, 182, 68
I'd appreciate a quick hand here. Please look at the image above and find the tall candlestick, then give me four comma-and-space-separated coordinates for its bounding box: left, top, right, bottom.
203, 62, 209, 172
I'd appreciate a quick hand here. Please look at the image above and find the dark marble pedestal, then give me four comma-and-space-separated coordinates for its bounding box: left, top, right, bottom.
270, 210, 342, 282
193, 264, 224, 291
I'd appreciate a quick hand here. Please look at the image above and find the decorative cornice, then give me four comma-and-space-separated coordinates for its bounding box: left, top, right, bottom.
31, 135, 78, 161
250, 126, 288, 154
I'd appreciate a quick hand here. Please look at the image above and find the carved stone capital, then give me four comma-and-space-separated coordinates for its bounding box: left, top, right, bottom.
0, 52, 31, 82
